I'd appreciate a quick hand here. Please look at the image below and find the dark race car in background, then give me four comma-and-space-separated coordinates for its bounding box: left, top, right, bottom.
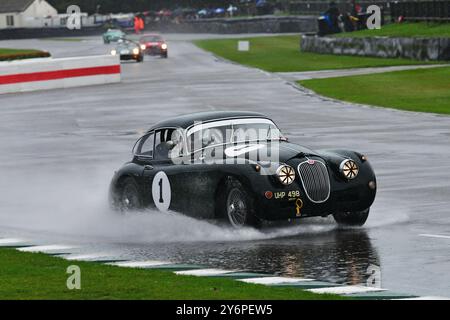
110, 39, 144, 63
109, 111, 377, 228
139, 34, 168, 58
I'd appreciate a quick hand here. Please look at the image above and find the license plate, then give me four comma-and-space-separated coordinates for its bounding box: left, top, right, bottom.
120, 50, 129, 55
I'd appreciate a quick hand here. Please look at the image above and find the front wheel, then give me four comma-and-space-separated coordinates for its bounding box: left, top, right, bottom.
218, 178, 260, 228
333, 208, 370, 227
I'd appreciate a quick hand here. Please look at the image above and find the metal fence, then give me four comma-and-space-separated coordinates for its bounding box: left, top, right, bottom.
287, 1, 450, 21
390, 1, 450, 21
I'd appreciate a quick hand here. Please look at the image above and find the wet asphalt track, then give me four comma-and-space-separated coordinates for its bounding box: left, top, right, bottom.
0, 34, 450, 296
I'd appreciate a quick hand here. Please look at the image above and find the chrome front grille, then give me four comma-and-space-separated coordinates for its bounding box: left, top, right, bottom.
297, 160, 330, 203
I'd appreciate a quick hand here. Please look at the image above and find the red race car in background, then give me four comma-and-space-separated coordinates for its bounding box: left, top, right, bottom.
139, 34, 168, 58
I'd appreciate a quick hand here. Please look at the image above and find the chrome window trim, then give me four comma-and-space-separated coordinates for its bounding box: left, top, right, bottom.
186, 118, 275, 136
133, 131, 155, 160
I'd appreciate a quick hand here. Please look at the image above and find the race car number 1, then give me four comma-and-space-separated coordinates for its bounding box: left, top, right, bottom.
152, 171, 171, 211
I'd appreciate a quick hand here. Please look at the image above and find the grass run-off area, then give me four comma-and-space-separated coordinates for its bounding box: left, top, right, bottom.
0, 48, 41, 55
334, 22, 450, 38
194, 35, 434, 72
300, 66, 450, 115
0, 249, 343, 300
0, 48, 50, 61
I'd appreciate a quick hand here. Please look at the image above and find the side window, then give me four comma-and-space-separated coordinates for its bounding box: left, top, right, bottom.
154, 129, 170, 160
6, 16, 14, 27
136, 132, 154, 157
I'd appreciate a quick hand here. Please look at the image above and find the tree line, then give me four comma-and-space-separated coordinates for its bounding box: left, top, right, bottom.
48, 0, 250, 14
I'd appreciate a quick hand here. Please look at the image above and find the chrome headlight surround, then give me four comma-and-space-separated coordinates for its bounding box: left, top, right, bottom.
276, 165, 296, 185
340, 159, 359, 180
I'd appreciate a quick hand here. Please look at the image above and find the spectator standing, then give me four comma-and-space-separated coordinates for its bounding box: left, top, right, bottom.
325, 2, 341, 33
138, 16, 144, 32
134, 16, 140, 34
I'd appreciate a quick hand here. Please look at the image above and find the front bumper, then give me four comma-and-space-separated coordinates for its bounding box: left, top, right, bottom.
120, 54, 140, 61
144, 46, 167, 55
248, 163, 376, 221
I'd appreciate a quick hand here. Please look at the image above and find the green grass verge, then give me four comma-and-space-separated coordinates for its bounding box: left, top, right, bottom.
0, 249, 344, 300
299, 66, 450, 115
194, 35, 433, 72
334, 22, 450, 38
0, 48, 50, 61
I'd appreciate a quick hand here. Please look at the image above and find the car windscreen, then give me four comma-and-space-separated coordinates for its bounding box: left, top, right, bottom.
117, 41, 136, 48
186, 118, 281, 153
140, 36, 162, 42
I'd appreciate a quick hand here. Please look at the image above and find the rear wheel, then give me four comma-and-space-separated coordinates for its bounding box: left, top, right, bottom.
117, 178, 142, 212
218, 178, 260, 228
333, 208, 370, 227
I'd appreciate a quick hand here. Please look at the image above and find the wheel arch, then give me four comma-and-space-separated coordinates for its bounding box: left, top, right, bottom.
109, 173, 140, 203
213, 173, 256, 219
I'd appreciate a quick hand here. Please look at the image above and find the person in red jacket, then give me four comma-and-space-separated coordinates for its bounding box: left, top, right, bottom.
138, 17, 144, 32
134, 16, 140, 34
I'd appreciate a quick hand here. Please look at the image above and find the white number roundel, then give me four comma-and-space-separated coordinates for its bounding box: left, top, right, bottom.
152, 171, 171, 211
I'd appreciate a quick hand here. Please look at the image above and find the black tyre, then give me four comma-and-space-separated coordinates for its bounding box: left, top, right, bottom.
104, 39, 109, 44
136, 55, 144, 63
333, 208, 370, 227
117, 177, 142, 212
218, 178, 260, 228
161, 53, 168, 58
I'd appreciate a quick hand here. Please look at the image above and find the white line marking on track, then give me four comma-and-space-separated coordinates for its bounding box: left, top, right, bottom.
396, 296, 450, 300
308, 285, 386, 295
419, 234, 450, 240
17, 245, 76, 253
239, 276, 314, 285
62, 253, 115, 261
175, 269, 238, 276
108, 261, 172, 268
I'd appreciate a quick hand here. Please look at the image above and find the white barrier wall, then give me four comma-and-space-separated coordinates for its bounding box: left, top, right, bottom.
0, 55, 121, 95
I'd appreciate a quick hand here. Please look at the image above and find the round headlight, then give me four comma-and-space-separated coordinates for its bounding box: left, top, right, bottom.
161, 43, 168, 50
140, 44, 146, 50
110, 49, 117, 56
276, 165, 295, 185
132, 48, 140, 55
340, 159, 359, 180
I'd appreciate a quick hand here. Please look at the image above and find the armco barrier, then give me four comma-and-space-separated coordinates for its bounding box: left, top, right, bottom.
0, 55, 121, 94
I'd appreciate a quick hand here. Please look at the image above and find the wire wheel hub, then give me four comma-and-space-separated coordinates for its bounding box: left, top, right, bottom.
226, 188, 248, 227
